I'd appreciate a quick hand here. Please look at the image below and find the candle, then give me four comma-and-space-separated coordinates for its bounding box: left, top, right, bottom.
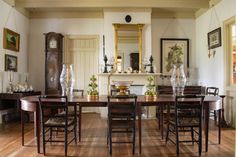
9, 71, 12, 82
25, 73, 28, 82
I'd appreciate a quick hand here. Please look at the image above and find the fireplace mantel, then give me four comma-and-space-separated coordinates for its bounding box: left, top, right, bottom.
98, 72, 161, 95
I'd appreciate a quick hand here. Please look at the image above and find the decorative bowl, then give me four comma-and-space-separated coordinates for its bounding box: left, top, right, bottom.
112, 81, 133, 95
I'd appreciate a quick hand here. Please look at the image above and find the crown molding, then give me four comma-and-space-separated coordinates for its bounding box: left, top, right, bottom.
3, 0, 15, 7
30, 11, 103, 18
195, 0, 222, 18
16, 0, 209, 9
152, 12, 195, 19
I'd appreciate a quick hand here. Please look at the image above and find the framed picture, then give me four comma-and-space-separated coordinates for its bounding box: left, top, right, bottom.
3, 28, 20, 52
160, 38, 189, 75
5, 54, 17, 72
208, 27, 221, 50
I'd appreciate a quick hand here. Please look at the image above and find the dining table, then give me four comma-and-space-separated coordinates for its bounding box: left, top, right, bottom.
20, 94, 222, 154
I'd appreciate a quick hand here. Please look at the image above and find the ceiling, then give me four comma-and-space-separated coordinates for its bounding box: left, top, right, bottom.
5, 0, 221, 18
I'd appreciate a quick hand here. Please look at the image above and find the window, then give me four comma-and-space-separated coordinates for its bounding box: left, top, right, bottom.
232, 24, 236, 84
224, 17, 236, 86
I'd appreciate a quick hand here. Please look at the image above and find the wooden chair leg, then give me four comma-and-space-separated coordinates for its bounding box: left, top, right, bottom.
42, 127, 46, 155
109, 128, 112, 155
218, 109, 221, 144
199, 124, 202, 157
65, 127, 68, 157
165, 123, 169, 143
74, 123, 77, 144
214, 110, 217, 125
133, 127, 135, 154
176, 126, 179, 155
191, 127, 194, 145
21, 110, 24, 146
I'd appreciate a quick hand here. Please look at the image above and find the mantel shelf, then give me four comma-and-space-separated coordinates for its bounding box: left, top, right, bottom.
98, 73, 161, 76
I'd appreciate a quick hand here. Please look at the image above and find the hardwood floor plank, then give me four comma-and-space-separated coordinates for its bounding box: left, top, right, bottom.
0, 113, 235, 157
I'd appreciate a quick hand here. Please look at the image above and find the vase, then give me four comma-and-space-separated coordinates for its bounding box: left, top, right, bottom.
170, 64, 187, 96
59, 64, 75, 98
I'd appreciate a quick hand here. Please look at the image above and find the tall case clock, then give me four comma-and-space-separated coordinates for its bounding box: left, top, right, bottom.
44, 32, 64, 94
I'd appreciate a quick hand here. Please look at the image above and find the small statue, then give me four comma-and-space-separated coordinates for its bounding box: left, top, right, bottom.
144, 55, 154, 73
103, 55, 113, 73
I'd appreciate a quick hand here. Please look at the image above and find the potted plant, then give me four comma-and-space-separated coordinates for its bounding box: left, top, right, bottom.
144, 76, 157, 100
87, 75, 99, 99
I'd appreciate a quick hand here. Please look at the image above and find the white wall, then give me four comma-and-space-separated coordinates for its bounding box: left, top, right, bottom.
151, 18, 196, 84
28, 18, 104, 93
103, 10, 152, 64
196, 0, 236, 127
0, 0, 29, 92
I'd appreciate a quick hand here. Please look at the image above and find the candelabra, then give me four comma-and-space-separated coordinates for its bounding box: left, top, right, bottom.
144, 55, 154, 73
7, 71, 13, 93
103, 55, 113, 73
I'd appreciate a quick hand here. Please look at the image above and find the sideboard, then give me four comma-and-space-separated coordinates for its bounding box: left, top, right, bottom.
0, 91, 41, 123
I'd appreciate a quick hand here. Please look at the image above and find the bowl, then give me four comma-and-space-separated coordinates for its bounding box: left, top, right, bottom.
112, 81, 133, 95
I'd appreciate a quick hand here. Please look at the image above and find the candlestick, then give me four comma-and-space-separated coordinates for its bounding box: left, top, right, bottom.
9, 71, 12, 82
25, 73, 28, 83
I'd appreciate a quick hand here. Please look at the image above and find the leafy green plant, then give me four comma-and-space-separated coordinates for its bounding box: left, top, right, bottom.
87, 75, 99, 96
144, 76, 157, 96
165, 44, 183, 72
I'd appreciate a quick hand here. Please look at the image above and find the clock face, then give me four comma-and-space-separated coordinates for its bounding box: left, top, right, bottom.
49, 38, 57, 48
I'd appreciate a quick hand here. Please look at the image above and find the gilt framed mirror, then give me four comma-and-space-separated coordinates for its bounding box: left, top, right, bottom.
113, 23, 144, 72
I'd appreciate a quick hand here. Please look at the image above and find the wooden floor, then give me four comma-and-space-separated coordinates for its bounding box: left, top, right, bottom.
0, 113, 235, 157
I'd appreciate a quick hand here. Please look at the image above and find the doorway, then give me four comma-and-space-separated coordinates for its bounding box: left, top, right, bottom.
65, 35, 99, 112
223, 16, 236, 127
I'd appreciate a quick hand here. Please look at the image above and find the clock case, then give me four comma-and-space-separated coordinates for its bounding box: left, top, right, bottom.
44, 32, 64, 94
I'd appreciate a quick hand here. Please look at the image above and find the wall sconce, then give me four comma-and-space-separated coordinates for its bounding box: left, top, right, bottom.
208, 49, 216, 58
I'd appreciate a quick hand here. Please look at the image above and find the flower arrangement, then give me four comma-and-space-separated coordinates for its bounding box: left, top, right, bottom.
165, 44, 183, 72
87, 75, 99, 97
144, 76, 157, 97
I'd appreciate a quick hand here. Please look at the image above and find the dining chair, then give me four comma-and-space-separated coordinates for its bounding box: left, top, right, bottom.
38, 95, 77, 157
166, 95, 205, 157
107, 94, 137, 155
206, 87, 219, 124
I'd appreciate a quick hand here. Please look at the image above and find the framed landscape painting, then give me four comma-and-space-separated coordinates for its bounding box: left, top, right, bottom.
160, 38, 189, 75
3, 28, 20, 52
5, 54, 17, 72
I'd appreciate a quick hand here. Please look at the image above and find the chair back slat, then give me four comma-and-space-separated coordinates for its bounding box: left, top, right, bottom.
206, 87, 219, 96
175, 95, 205, 127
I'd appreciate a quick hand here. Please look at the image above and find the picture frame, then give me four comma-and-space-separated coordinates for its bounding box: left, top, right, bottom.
5, 54, 17, 72
160, 38, 189, 75
207, 27, 221, 50
3, 28, 20, 52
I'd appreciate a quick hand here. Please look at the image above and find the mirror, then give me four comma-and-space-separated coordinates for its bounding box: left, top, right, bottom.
113, 24, 144, 73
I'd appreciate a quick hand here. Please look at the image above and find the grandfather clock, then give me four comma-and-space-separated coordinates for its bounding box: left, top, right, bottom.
44, 32, 63, 94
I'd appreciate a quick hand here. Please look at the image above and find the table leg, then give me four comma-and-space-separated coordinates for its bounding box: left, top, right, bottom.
21, 110, 24, 146
161, 104, 164, 139
79, 106, 82, 142
218, 109, 221, 144
138, 104, 142, 154
205, 105, 209, 152
35, 109, 40, 153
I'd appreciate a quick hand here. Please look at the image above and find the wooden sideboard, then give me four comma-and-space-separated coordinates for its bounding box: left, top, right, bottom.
0, 91, 41, 123
157, 85, 205, 95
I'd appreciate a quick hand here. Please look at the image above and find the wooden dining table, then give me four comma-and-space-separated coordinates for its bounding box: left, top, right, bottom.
20, 94, 222, 154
